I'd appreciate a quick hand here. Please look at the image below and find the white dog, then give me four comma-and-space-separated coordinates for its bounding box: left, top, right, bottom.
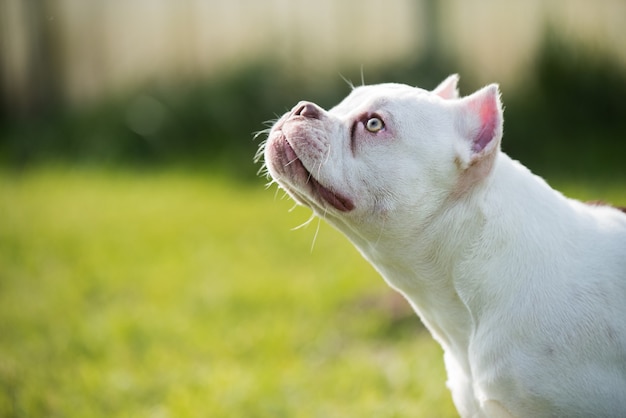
260, 75, 626, 417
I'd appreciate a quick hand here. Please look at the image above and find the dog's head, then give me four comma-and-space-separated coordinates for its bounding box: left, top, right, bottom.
261, 75, 503, 239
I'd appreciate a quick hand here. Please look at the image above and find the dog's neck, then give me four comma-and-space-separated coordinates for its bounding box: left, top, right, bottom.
345, 152, 574, 368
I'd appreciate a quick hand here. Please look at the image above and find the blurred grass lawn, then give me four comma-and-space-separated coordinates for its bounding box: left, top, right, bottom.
0, 167, 623, 418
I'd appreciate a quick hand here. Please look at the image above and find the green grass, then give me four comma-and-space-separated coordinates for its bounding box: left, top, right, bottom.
0, 167, 623, 417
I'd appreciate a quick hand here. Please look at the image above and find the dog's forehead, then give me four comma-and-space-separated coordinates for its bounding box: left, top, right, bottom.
330, 83, 430, 117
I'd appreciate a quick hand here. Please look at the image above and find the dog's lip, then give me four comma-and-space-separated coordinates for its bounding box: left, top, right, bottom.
279, 135, 354, 213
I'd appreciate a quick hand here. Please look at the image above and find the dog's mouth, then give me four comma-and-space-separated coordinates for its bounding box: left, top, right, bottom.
273, 134, 354, 213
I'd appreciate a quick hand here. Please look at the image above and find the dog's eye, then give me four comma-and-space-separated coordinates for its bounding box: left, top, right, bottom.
365, 117, 384, 133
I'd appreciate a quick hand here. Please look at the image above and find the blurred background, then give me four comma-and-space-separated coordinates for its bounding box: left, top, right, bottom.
2, 0, 625, 177
1, 1, 625, 417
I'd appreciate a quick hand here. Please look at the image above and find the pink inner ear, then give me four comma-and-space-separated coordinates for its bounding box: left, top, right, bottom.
433, 74, 459, 100
471, 94, 499, 153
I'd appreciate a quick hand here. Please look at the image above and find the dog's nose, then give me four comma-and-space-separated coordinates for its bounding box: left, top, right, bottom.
293, 102, 322, 119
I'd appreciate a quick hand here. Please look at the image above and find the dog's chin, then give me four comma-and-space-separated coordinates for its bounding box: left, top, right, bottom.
266, 132, 354, 213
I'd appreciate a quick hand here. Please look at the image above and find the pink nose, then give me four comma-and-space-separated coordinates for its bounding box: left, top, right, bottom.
293, 102, 322, 119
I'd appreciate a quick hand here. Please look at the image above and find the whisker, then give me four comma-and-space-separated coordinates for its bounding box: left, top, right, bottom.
310, 215, 323, 253
292, 213, 316, 231
253, 127, 271, 141
273, 187, 281, 201
253, 136, 268, 168
311, 204, 331, 253
323, 144, 332, 165
316, 144, 331, 179
257, 165, 268, 178
263, 179, 276, 190
339, 73, 355, 90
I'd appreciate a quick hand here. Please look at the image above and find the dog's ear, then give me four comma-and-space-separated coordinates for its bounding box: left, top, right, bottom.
432, 74, 460, 100
454, 84, 503, 178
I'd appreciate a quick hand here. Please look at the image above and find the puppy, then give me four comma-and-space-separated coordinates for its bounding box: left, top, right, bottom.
260, 75, 626, 417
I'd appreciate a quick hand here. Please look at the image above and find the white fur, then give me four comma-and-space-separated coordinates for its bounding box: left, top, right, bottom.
261, 75, 626, 417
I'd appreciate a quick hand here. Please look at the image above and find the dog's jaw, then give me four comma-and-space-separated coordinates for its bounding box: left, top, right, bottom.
265, 123, 355, 213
